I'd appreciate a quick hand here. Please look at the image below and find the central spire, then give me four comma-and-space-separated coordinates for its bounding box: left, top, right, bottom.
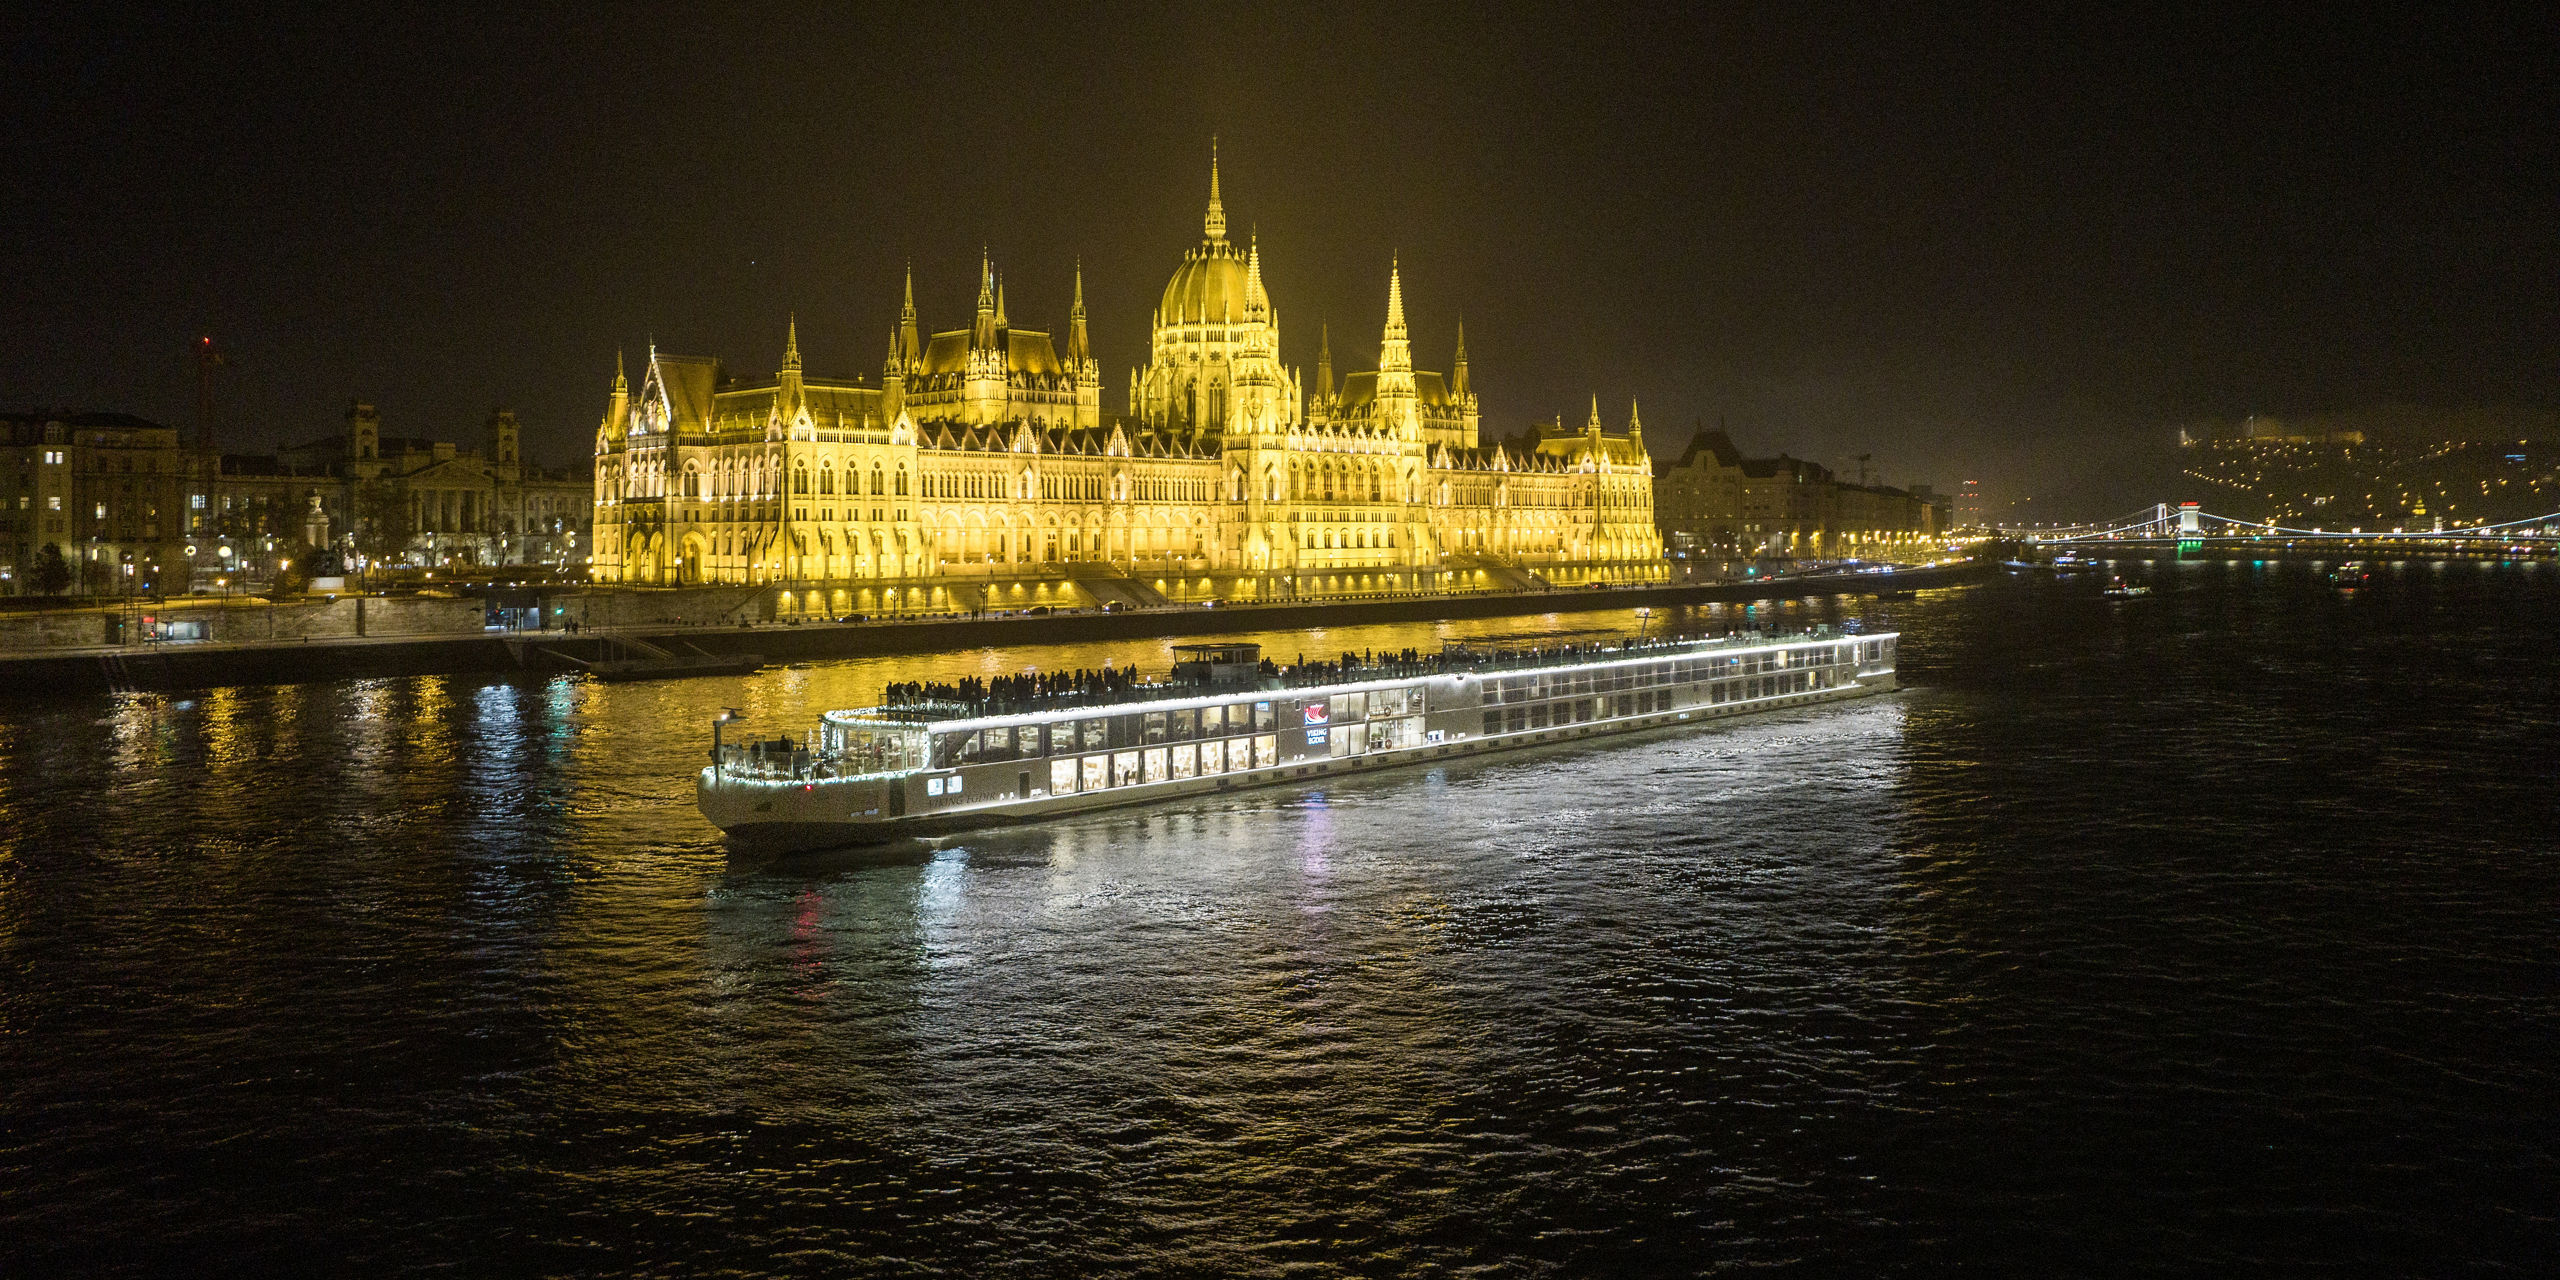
782, 313, 801, 373
1203, 137, 1227, 244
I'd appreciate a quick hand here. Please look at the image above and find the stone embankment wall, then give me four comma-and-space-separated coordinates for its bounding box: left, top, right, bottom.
0, 562, 1990, 700
0, 595, 488, 652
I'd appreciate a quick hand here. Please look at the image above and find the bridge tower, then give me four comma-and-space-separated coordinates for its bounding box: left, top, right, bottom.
2179, 502, 2202, 535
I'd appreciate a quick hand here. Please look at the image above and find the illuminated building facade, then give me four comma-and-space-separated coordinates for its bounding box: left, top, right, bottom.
1652, 428, 1945, 560
589, 159, 1664, 609
216, 403, 591, 574
1, 412, 191, 594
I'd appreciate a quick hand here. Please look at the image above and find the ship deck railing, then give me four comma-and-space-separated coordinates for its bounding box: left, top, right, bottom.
832, 626, 1858, 725
714, 740, 917, 785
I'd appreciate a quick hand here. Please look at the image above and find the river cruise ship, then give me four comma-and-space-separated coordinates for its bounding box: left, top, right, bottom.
699, 626, 1898, 852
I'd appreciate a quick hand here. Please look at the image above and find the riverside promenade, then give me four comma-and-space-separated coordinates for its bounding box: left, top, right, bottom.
0, 562, 1986, 699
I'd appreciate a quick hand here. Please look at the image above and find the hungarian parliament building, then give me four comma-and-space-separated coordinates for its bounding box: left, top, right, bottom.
589, 161, 1663, 612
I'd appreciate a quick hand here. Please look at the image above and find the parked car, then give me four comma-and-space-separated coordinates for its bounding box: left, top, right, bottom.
1101, 601, 1127, 613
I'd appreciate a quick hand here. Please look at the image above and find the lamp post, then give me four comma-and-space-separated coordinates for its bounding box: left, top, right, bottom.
1635, 606, 1653, 647
711, 707, 742, 776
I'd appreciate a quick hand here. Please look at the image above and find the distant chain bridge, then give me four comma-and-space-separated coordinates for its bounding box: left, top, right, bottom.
2019, 502, 2560, 545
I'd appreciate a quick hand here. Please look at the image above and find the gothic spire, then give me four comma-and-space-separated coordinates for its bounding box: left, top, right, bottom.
1379, 258, 1411, 375
995, 273, 1008, 329
898, 263, 921, 368
1452, 318, 1470, 399
1244, 233, 1266, 314
614, 348, 627, 395
1203, 137, 1227, 243
782, 313, 801, 373
973, 250, 998, 349
1316, 321, 1335, 403
1067, 260, 1092, 364
1588, 394, 1603, 430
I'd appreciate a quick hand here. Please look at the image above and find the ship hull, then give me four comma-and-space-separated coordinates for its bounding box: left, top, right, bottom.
700, 667, 1897, 856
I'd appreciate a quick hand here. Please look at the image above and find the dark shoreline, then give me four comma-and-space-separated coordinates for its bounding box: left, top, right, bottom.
0, 562, 1990, 698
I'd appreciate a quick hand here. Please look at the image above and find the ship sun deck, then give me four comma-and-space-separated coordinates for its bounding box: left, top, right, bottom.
700, 626, 1898, 850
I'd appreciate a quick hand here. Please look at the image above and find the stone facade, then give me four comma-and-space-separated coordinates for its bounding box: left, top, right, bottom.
217, 403, 592, 575
1652, 428, 1946, 562
590, 159, 1665, 607
1, 412, 193, 595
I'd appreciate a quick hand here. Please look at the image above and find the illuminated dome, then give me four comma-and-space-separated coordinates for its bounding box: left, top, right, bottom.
1159, 242, 1251, 323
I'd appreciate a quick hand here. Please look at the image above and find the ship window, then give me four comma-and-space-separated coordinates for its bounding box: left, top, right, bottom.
1529, 704, 1549, 729
1484, 712, 1501, 735
1254, 702, 1276, 731
1051, 758, 1078, 794
1167, 708, 1197, 741
1082, 719, 1107, 751
1082, 755, 1107, 791
1112, 751, 1140, 787
1253, 734, 1278, 768
1142, 712, 1167, 745
1109, 716, 1138, 750
1330, 693, 1364, 723
1142, 747, 1168, 781
1506, 708, 1527, 733
1201, 705, 1226, 734
1366, 687, 1411, 718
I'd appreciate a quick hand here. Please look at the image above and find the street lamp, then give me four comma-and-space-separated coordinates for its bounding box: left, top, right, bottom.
1635, 606, 1653, 646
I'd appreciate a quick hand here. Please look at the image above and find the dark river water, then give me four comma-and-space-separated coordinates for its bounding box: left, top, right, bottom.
4, 558, 2555, 1276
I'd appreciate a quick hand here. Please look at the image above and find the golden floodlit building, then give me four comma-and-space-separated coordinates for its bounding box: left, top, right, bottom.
588, 158, 1664, 613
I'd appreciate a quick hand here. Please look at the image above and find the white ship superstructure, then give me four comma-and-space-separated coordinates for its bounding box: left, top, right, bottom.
699, 627, 1897, 852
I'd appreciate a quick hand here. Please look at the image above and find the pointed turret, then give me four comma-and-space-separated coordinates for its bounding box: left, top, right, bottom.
1069, 261, 1100, 429
1378, 260, 1417, 439
1244, 234, 1267, 317
1380, 258, 1412, 375
603, 348, 632, 446
1588, 394, 1603, 431
1067, 261, 1092, 363
1316, 322, 1334, 403
1451, 319, 1470, 399
782, 313, 802, 373
1203, 138, 1227, 243
995, 273, 1008, 330
899, 263, 921, 368
966, 251, 1005, 424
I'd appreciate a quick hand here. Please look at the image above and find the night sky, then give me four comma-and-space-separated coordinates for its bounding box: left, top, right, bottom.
5, 6, 2553, 512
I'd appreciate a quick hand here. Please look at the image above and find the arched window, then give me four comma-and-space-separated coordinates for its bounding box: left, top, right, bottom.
870, 465, 885, 496
895, 466, 909, 496
793, 465, 809, 495
818, 464, 833, 496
